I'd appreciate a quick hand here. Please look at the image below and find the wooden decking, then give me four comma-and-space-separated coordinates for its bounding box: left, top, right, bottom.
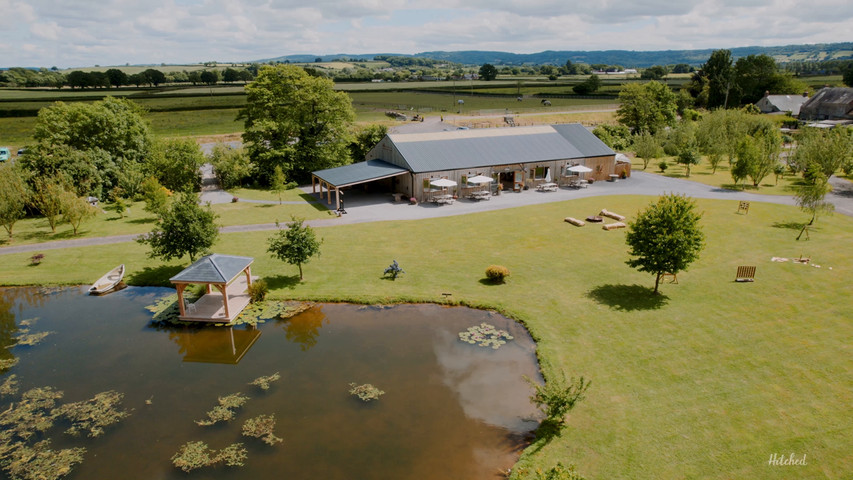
180, 275, 252, 324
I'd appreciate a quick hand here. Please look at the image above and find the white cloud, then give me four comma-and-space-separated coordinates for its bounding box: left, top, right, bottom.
2, 0, 851, 67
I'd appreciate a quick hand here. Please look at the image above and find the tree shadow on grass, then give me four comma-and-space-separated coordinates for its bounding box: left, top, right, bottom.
266, 274, 302, 290
772, 221, 805, 230
587, 284, 669, 311
127, 217, 158, 225
128, 265, 185, 287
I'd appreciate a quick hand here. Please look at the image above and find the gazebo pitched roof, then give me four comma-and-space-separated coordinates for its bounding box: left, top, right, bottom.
170, 254, 254, 284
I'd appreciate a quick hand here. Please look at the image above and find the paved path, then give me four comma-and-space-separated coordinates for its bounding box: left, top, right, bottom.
4, 171, 851, 256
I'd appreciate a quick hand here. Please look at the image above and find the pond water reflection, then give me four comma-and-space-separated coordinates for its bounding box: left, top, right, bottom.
0, 287, 541, 480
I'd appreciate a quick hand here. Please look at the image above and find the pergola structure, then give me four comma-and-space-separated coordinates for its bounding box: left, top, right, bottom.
170, 254, 254, 324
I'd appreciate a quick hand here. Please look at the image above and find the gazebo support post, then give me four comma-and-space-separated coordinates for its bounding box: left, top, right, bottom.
176, 283, 187, 317
216, 284, 230, 319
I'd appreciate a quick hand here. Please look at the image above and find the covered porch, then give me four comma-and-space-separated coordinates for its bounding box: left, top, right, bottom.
170, 254, 255, 324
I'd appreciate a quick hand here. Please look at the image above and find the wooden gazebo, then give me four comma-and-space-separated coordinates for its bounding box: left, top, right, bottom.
170, 254, 254, 324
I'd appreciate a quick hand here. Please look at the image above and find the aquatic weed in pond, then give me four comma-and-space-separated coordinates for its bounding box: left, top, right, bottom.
458, 322, 514, 349
242, 414, 283, 446
348, 383, 385, 402
54, 390, 130, 438
249, 372, 281, 391
171, 441, 248, 472
0, 374, 18, 396
196, 393, 250, 426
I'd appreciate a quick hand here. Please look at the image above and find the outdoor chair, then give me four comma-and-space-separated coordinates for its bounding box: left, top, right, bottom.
735, 266, 756, 282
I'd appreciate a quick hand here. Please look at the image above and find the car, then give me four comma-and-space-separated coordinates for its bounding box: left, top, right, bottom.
0, 147, 10, 162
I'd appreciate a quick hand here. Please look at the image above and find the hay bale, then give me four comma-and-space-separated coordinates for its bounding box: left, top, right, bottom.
600, 209, 626, 221
564, 217, 585, 226
602, 222, 626, 231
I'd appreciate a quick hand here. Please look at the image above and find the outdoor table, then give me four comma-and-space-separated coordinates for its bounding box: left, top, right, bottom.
537, 182, 558, 192
470, 190, 491, 201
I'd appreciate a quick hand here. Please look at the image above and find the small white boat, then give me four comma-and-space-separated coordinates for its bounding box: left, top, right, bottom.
89, 264, 125, 294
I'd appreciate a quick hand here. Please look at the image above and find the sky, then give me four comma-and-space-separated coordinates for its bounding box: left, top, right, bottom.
2, 0, 853, 69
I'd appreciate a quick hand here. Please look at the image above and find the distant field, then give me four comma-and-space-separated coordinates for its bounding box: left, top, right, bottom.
349, 90, 618, 114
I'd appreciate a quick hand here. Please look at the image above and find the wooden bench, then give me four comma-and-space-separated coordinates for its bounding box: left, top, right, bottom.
735, 266, 756, 282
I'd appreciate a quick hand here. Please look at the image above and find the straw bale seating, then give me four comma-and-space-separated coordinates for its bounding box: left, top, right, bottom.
564, 217, 585, 226
602, 222, 626, 231
599, 209, 626, 221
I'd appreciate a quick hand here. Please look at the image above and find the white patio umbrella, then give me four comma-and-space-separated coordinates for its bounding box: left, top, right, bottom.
430, 178, 457, 187
567, 165, 592, 173
466, 175, 493, 184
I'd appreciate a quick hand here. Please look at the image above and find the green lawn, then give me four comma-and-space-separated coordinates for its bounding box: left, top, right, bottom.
0, 195, 849, 479
0, 198, 331, 248
630, 155, 806, 196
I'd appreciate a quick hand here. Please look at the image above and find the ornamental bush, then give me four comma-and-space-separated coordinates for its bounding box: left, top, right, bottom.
485, 265, 510, 283
247, 279, 268, 303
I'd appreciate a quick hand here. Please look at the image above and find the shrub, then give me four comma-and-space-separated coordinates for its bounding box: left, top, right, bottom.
658, 161, 668, 172
247, 279, 268, 303
485, 265, 510, 283
527, 374, 591, 428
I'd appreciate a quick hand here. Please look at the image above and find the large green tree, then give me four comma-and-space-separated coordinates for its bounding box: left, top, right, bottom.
479, 64, 498, 81
145, 139, 205, 193
27, 96, 151, 199
616, 81, 678, 134
0, 165, 28, 240
267, 217, 322, 280
137, 193, 219, 262
790, 127, 853, 177
703, 49, 734, 109
241, 65, 355, 185
625, 194, 705, 294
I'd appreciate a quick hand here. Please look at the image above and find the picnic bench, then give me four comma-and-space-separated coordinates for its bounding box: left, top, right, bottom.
735, 266, 756, 282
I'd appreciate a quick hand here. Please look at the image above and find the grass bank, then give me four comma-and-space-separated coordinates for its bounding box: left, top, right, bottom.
0, 195, 849, 478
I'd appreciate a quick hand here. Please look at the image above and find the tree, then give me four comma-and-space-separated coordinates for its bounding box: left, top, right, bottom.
844, 64, 853, 87
145, 138, 204, 193
794, 169, 834, 240
140, 177, 170, 217
210, 143, 253, 190
641, 65, 668, 80
270, 165, 286, 205
625, 194, 705, 294
703, 49, 734, 109
267, 217, 322, 280
141, 68, 166, 86
572, 74, 601, 95
527, 373, 590, 431
479, 64, 498, 81
137, 193, 218, 262
105, 68, 128, 88
616, 81, 678, 134
241, 65, 356, 184
592, 124, 631, 151
199, 70, 219, 85
29, 178, 65, 233
349, 124, 388, 161
59, 190, 97, 236
0, 164, 28, 240
631, 131, 663, 170
790, 127, 853, 177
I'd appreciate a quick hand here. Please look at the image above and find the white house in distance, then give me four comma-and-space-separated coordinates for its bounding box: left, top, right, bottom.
311, 124, 621, 210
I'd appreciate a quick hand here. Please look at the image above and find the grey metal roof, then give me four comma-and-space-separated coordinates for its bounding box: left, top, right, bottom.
386, 125, 609, 174
313, 159, 409, 187
170, 254, 254, 284
758, 95, 808, 115
550, 124, 617, 157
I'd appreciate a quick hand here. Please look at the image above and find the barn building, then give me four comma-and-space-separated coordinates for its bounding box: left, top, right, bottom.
311, 124, 620, 209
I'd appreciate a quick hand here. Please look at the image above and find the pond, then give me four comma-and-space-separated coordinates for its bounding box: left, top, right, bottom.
0, 287, 542, 480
